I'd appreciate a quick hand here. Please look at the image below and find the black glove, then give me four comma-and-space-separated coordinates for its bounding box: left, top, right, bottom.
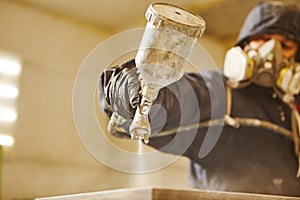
98, 59, 141, 137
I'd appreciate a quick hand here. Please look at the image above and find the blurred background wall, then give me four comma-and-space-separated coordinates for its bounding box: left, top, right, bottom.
1, 0, 295, 199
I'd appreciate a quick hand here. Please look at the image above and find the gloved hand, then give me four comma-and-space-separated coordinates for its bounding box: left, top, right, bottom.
98, 59, 141, 137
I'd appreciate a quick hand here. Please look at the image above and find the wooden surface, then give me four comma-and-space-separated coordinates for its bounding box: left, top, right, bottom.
152, 188, 300, 200
36, 187, 300, 200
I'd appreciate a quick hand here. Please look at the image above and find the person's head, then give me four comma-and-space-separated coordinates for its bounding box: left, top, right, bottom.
236, 0, 300, 61
223, 1, 300, 98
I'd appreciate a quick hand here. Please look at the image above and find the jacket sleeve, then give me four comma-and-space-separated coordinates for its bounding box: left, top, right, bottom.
147, 70, 227, 157
98, 59, 226, 153
150, 71, 226, 133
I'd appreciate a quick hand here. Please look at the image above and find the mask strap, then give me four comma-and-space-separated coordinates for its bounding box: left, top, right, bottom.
291, 106, 300, 178
224, 82, 240, 128
273, 84, 296, 105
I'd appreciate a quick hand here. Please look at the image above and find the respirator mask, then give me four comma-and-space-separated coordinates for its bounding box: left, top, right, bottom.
223, 39, 300, 103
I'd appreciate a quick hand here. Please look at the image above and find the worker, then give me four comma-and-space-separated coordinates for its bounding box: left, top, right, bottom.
98, 0, 300, 196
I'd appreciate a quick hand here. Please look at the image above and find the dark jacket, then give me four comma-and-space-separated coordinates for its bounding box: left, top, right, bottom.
146, 70, 300, 196
98, 59, 300, 196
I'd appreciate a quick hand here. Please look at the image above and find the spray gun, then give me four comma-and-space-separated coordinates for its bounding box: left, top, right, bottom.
128, 3, 205, 143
